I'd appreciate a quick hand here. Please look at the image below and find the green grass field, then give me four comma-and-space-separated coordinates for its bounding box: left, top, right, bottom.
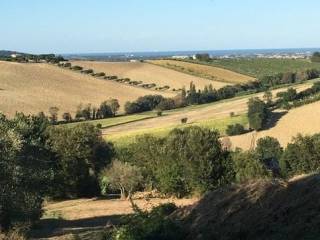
66, 112, 156, 129
193, 58, 320, 78
105, 114, 248, 147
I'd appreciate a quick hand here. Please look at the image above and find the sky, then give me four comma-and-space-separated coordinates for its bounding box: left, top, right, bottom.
0, 0, 319, 54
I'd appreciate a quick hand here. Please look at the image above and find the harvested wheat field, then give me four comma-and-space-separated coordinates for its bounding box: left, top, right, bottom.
0, 61, 174, 117
149, 59, 255, 83
230, 101, 320, 150
71, 60, 228, 90
102, 81, 316, 137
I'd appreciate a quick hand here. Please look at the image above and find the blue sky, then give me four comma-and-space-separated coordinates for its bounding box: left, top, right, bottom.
0, 0, 319, 54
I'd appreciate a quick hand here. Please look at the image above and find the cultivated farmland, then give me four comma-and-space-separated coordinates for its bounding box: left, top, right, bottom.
230, 100, 320, 149
71, 60, 228, 90
103, 80, 318, 145
0, 61, 174, 117
149, 59, 255, 83
208, 58, 320, 78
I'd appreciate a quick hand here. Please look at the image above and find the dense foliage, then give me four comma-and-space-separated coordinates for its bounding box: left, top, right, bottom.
247, 97, 270, 130
116, 127, 234, 197
0, 113, 54, 231
46, 123, 114, 198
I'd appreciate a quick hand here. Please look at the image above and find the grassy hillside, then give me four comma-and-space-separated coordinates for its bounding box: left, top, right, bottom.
0, 61, 174, 117
179, 174, 320, 240
230, 100, 320, 149
106, 114, 248, 147
71, 60, 229, 90
208, 58, 320, 78
101, 79, 318, 146
149, 59, 255, 83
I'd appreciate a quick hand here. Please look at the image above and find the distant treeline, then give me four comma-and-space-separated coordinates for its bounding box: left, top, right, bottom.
0, 53, 66, 63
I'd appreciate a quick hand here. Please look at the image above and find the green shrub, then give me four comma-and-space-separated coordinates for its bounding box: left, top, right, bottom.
226, 123, 246, 136
110, 203, 183, 240
232, 150, 272, 182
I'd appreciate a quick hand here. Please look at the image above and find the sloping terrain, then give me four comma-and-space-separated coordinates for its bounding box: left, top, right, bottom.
209, 58, 320, 78
177, 174, 320, 240
30, 198, 195, 239
71, 60, 228, 90
102, 81, 315, 138
149, 59, 255, 83
230, 100, 320, 149
0, 61, 174, 117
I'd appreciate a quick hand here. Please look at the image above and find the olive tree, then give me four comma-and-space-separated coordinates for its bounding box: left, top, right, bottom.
100, 160, 143, 200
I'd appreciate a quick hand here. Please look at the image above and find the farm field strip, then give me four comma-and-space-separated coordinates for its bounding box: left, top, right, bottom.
71, 60, 228, 90
206, 58, 320, 78
103, 79, 319, 145
0, 61, 175, 117
148, 59, 255, 83
230, 100, 320, 149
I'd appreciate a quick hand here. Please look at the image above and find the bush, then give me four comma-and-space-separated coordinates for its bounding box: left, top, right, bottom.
280, 134, 320, 177
81, 69, 93, 74
226, 124, 246, 136
110, 203, 184, 240
71, 65, 83, 71
181, 118, 188, 124
232, 150, 272, 182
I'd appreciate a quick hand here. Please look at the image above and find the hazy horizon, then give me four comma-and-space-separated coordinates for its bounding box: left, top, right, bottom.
1, 0, 320, 54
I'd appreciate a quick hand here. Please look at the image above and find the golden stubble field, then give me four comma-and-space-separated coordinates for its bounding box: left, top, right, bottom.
230, 100, 320, 150
149, 59, 255, 84
0, 61, 175, 117
102, 82, 315, 137
71, 60, 229, 90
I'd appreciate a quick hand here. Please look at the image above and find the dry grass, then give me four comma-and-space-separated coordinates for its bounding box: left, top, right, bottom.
230, 100, 320, 149
31, 197, 196, 239
0, 61, 174, 118
43, 198, 196, 221
149, 59, 255, 84
71, 61, 228, 90
102, 81, 315, 139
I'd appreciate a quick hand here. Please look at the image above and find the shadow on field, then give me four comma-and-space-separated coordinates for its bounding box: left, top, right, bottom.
30, 214, 124, 239
263, 110, 288, 130
180, 174, 320, 240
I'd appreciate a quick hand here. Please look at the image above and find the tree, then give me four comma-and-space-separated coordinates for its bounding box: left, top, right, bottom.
98, 101, 113, 118
255, 137, 282, 175
106, 99, 120, 117
48, 106, 59, 123
226, 124, 246, 136
46, 123, 114, 198
247, 97, 270, 131
232, 150, 272, 182
311, 52, 320, 62
0, 113, 54, 230
195, 53, 210, 61
101, 160, 143, 200
280, 134, 320, 177
62, 112, 72, 122
263, 90, 273, 105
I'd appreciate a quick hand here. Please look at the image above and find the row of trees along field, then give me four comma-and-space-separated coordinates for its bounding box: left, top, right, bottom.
44, 64, 320, 124
226, 82, 320, 137
2, 102, 320, 234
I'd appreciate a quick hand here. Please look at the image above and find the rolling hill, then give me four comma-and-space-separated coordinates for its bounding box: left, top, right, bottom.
0, 61, 175, 118
71, 60, 229, 90
149, 59, 255, 83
